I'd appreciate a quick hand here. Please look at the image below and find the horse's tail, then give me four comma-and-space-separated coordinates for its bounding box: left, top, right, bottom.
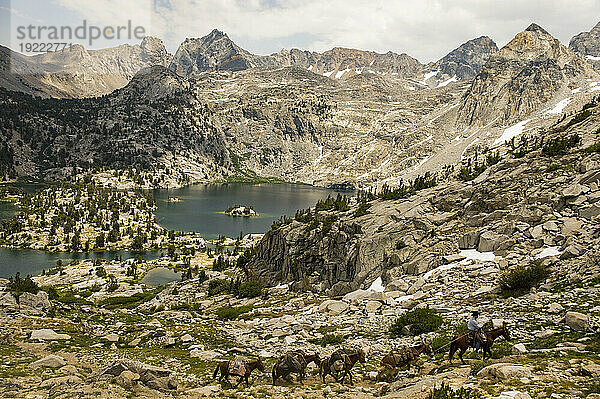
213, 364, 220, 380
272, 364, 277, 385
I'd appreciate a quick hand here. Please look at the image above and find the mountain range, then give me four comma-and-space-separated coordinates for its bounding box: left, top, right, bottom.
1, 22, 599, 188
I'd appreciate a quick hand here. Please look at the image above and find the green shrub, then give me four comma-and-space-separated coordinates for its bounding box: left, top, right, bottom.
56, 290, 91, 305
395, 240, 407, 250
311, 333, 345, 347
215, 305, 253, 320
208, 278, 263, 298
354, 200, 371, 217
238, 281, 263, 298
565, 109, 592, 128
390, 307, 443, 337
106, 275, 118, 292
98, 290, 159, 309
208, 279, 231, 296
542, 134, 581, 157
584, 138, 600, 154
321, 214, 338, 234
7, 273, 39, 296
470, 360, 492, 377
545, 164, 562, 173
431, 383, 482, 398
315, 194, 350, 212
485, 151, 501, 166
41, 286, 59, 300
498, 259, 550, 296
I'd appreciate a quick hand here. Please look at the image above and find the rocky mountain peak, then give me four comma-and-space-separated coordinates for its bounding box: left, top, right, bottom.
433, 35, 498, 80
525, 22, 549, 34
458, 24, 598, 126
169, 29, 259, 75
569, 20, 600, 68
139, 36, 170, 64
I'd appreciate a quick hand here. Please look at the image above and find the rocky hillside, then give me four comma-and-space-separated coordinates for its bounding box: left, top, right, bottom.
458, 24, 599, 127
0, 37, 172, 98
249, 98, 600, 296
0, 66, 230, 185
570, 21, 600, 69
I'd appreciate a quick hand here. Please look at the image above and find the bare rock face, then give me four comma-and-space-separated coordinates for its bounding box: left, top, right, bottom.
458, 23, 599, 127
570, 21, 600, 69
304, 47, 422, 78
1, 37, 172, 98
169, 29, 274, 75
169, 29, 422, 79
434, 36, 498, 80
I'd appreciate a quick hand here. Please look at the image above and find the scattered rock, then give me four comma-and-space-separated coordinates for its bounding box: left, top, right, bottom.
181, 333, 194, 343
30, 329, 71, 341
103, 333, 120, 343
190, 349, 222, 360
512, 343, 528, 354
565, 311, 589, 332
477, 363, 532, 380
93, 359, 177, 391
365, 300, 382, 313
30, 355, 67, 368
186, 385, 222, 397
548, 303, 564, 314
318, 300, 348, 314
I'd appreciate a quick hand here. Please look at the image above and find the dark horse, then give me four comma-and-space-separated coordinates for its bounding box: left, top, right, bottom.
320, 349, 366, 385
272, 351, 321, 384
213, 357, 265, 387
378, 342, 433, 381
449, 326, 511, 364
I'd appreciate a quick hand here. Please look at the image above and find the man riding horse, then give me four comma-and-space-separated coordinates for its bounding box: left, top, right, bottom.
468, 311, 487, 351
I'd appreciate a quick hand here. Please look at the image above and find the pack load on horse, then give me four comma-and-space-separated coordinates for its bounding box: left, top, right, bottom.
213, 356, 265, 387
272, 350, 321, 384
449, 315, 511, 364
320, 348, 366, 385
378, 342, 433, 381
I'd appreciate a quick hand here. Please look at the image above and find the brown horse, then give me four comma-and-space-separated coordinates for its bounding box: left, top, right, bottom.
378, 342, 433, 381
320, 349, 366, 385
272, 351, 321, 384
449, 326, 511, 364
213, 358, 265, 387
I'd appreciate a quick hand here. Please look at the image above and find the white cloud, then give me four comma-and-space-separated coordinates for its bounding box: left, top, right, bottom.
14, 0, 600, 61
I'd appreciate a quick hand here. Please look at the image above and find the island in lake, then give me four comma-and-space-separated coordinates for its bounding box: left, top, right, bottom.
225, 205, 258, 217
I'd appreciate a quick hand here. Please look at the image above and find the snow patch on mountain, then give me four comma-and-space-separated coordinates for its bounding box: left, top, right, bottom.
544, 98, 571, 115
493, 119, 531, 146
437, 76, 458, 88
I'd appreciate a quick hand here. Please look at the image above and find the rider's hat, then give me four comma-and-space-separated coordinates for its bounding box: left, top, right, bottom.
472, 310, 479, 317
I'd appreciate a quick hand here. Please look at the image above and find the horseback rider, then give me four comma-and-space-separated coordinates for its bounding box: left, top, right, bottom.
468, 311, 486, 350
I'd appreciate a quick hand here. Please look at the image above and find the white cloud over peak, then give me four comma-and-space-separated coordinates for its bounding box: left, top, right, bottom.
9, 0, 600, 61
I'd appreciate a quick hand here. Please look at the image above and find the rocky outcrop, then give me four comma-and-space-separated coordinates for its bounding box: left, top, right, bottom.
92, 359, 177, 391
433, 36, 498, 80
570, 21, 600, 69
458, 23, 599, 127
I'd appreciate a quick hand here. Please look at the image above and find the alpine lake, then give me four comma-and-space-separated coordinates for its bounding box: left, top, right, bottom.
0, 183, 348, 282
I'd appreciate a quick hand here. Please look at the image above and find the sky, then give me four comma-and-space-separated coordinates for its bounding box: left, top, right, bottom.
1, 0, 600, 62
